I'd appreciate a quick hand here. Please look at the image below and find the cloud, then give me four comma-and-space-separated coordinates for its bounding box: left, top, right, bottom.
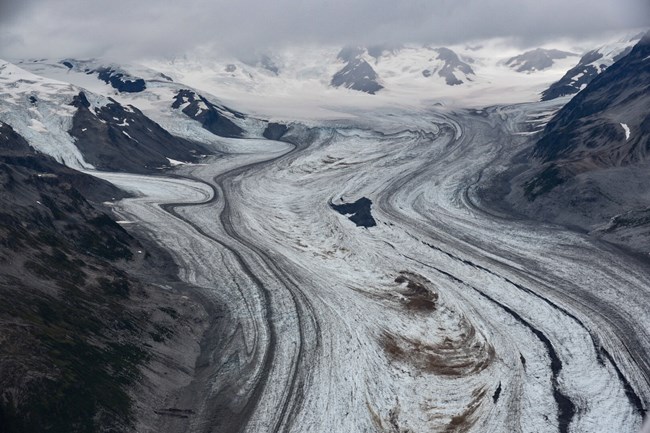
0, 0, 647, 60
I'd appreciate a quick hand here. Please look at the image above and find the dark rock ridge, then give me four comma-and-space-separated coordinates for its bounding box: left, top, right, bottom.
505, 48, 576, 72
506, 32, 650, 254
0, 121, 128, 202
331, 47, 383, 94
262, 122, 289, 141
331, 197, 377, 228
541, 34, 641, 101
540, 50, 607, 101
69, 92, 210, 173
172, 89, 245, 138
96, 67, 146, 93
423, 48, 474, 86
532, 33, 649, 167
0, 123, 207, 433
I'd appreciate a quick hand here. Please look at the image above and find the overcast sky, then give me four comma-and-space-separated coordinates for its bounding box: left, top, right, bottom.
0, 0, 647, 59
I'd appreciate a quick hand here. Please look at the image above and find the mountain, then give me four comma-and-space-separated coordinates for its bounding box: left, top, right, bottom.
69, 91, 210, 173
0, 122, 207, 432
0, 59, 277, 172
0, 60, 207, 172
95, 66, 148, 93
505, 48, 577, 72
330, 45, 476, 93
422, 47, 475, 85
138, 38, 639, 114
330, 47, 383, 94
510, 32, 650, 253
532, 32, 649, 174
540, 33, 643, 101
171, 88, 245, 138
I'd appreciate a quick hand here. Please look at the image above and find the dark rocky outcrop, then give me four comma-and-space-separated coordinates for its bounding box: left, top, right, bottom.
330, 47, 384, 95
172, 89, 245, 138
0, 121, 127, 201
423, 48, 474, 86
331, 58, 383, 94
69, 92, 210, 173
262, 122, 289, 141
331, 197, 377, 228
331, 48, 383, 94
540, 50, 606, 101
96, 67, 146, 93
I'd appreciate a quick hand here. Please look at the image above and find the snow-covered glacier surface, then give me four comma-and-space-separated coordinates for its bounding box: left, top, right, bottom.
96, 105, 650, 433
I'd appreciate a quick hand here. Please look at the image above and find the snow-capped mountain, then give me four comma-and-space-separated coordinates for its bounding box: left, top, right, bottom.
3, 31, 645, 169
68, 91, 209, 173
422, 47, 475, 85
505, 48, 577, 73
140, 41, 587, 118
540, 32, 644, 100
329, 45, 477, 89
0, 58, 276, 171
330, 47, 383, 94
330, 45, 475, 93
534, 33, 650, 174
0, 60, 98, 169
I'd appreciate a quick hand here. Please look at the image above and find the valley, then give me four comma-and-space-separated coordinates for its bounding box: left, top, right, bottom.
94, 104, 649, 432
1, 30, 649, 433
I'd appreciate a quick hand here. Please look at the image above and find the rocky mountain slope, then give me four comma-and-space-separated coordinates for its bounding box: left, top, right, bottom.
540, 32, 643, 101
507, 32, 650, 253
3, 58, 271, 171
0, 122, 208, 433
422, 47, 475, 85
69, 92, 210, 173
330, 47, 383, 94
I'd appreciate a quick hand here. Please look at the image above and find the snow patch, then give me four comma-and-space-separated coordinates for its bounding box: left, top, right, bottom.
166, 157, 186, 166
620, 123, 630, 140
122, 130, 137, 141
29, 118, 47, 132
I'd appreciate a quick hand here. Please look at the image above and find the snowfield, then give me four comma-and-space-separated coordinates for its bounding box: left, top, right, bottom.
0, 60, 94, 168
